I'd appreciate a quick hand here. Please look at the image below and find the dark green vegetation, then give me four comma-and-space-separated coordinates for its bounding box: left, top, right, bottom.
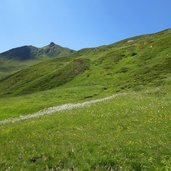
0, 42, 74, 79
0, 29, 171, 170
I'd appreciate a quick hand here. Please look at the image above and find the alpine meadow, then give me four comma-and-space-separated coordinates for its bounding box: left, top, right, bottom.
0, 0, 171, 170
0, 28, 171, 170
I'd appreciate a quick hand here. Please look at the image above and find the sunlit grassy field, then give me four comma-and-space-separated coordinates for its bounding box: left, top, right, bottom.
0, 87, 170, 171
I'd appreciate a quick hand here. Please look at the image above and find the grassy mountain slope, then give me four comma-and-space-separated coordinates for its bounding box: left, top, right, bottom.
0, 29, 170, 96
0, 29, 171, 171
0, 43, 74, 79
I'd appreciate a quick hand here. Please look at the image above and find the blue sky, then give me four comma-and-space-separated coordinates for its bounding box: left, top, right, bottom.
0, 0, 171, 52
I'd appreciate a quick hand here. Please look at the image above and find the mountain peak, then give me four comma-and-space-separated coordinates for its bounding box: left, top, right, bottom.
49, 42, 56, 47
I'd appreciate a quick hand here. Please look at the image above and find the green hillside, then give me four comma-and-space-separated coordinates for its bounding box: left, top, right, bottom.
0, 29, 171, 171
0, 43, 74, 79
0, 29, 170, 96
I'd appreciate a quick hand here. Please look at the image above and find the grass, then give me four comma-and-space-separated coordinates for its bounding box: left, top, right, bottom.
0, 88, 170, 170
0, 85, 110, 120
0, 29, 170, 96
0, 58, 44, 80
0, 29, 171, 170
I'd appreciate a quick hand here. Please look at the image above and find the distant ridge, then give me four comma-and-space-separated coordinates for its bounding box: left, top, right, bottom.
0, 42, 74, 60
0, 43, 75, 79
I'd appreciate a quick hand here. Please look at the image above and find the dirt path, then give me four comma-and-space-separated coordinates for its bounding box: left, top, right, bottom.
0, 93, 127, 125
